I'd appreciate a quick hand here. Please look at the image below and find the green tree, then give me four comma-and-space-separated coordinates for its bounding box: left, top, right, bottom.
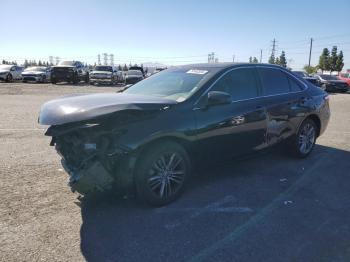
118, 64, 122, 71
335, 50, 344, 73
123, 64, 128, 71
279, 51, 287, 68
249, 56, 253, 63
268, 54, 275, 64
329, 46, 338, 73
252, 57, 259, 63
303, 65, 317, 74
318, 48, 330, 73
275, 57, 280, 65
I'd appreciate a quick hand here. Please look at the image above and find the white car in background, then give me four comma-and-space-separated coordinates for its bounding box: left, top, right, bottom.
0, 65, 23, 82
22, 66, 51, 83
90, 65, 118, 85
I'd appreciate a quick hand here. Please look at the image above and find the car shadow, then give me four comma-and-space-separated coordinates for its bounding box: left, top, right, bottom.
79, 144, 350, 262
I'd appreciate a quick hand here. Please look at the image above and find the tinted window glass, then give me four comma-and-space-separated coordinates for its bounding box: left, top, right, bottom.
212, 68, 259, 101
258, 68, 290, 95
287, 75, 303, 91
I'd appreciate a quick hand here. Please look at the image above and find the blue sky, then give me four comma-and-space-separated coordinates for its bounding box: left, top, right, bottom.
1, 0, 350, 70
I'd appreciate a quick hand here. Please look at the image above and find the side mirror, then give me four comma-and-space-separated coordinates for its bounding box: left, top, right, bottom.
207, 91, 231, 106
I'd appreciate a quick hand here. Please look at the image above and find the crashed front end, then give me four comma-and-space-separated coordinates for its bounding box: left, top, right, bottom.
46, 121, 131, 194
38, 92, 176, 195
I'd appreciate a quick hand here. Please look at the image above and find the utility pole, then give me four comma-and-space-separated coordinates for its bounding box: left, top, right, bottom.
109, 54, 114, 66
103, 53, 108, 65
208, 52, 215, 63
272, 39, 276, 58
260, 49, 263, 63
308, 38, 313, 67
49, 56, 53, 65
232, 55, 235, 63
97, 54, 101, 65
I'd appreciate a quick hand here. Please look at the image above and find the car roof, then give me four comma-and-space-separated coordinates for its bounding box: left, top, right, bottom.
174, 62, 286, 70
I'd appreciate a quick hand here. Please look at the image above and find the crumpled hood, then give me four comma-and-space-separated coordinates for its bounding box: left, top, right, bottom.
39, 93, 176, 125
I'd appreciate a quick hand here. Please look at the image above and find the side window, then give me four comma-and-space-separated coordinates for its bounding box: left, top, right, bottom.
258, 68, 290, 95
287, 75, 304, 92
212, 68, 259, 101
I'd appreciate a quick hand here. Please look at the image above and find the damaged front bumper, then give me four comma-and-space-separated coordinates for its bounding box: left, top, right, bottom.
61, 158, 115, 194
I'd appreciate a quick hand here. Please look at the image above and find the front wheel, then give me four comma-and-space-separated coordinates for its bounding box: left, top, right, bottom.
289, 118, 317, 158
6, 74, 13, 82
135, 141, 191, 206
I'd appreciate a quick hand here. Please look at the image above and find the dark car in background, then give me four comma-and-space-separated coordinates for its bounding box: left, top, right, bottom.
22, 66, 51, 83
125, 69, 144, 84
51, 61, 89, 84
39, 63, 330, 206
292, 71, 320, 86
314, 74, 349, 92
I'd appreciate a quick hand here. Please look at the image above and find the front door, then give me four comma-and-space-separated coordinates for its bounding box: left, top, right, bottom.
194, 67, 267, 162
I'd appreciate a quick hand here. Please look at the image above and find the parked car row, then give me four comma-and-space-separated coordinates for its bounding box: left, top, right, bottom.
0, 61, 147, 85
292, 70, 349, 93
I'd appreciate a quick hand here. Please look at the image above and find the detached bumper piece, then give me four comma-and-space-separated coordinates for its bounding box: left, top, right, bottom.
62, 159, 114, 194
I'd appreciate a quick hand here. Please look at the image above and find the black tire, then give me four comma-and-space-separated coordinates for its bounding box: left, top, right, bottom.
73, 74, 79, 84
289, 118, 318, 158
85, 73, 89, 83
41, 75, 46, 83
51, 78, 57, 84
5, 74, 13, 82
134, 141, 191, 206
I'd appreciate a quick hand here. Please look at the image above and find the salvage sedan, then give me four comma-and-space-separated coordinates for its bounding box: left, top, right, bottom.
39, 63, 330, 206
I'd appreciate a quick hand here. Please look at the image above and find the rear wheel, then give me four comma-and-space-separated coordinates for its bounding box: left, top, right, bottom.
85, 73, 89, 83
289, 118, 317, 158
135, 141, 190, 206
73, 74, 79, 84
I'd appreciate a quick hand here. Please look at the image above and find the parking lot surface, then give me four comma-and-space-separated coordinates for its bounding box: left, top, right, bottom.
1, 83, 350, 262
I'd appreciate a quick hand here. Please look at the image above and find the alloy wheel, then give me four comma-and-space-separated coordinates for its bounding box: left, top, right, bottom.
147, 152, 186, 199
298, 122, 316, 154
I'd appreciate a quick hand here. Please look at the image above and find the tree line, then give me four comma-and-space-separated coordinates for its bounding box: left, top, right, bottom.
303, 46, 344, 74
249, 51, 288, 68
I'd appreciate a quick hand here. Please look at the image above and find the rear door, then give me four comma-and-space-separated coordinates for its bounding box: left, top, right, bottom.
256, 67, 308, 145
194, 67, 268, 161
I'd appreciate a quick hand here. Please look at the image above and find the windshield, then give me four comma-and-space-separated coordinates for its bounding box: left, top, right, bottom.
124, 68, 211, 102
127, 70, 143, 76
58, 61, 75, 66
24, 67, 46, 72
320, 75, 339, 80
95, 66, 112, 72
0, 65, 13, 70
